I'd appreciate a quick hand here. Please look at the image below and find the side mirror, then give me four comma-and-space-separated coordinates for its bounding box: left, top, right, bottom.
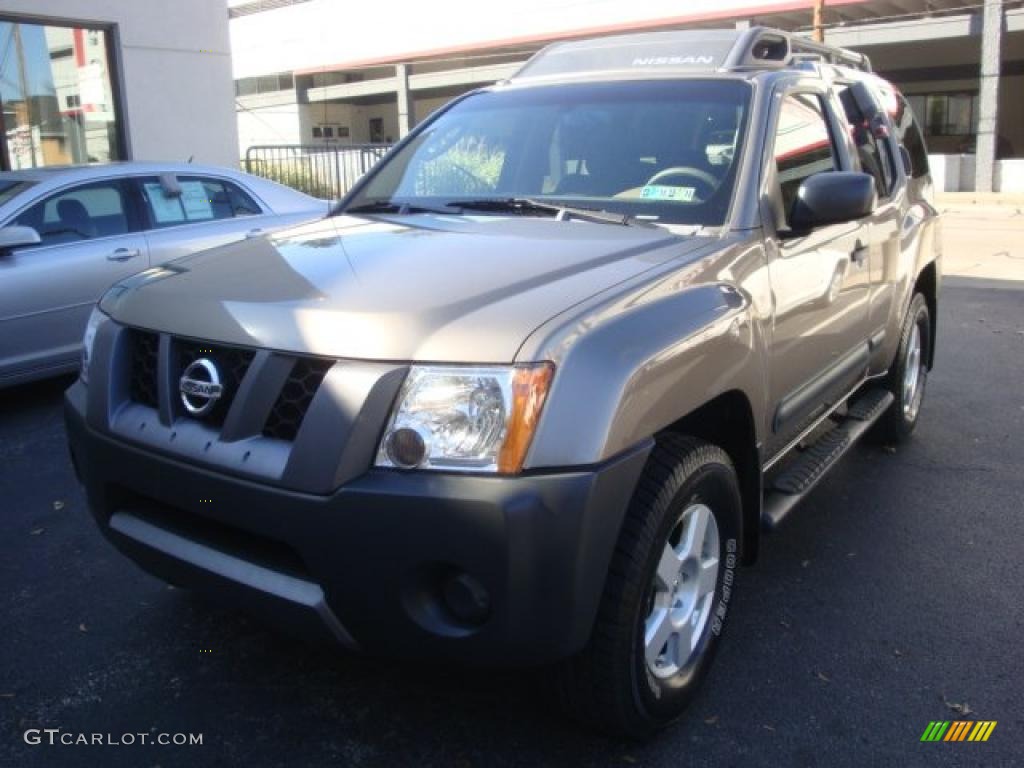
159, 173, 182, 198
0, 225, 42, 253
788, 171, 877, 233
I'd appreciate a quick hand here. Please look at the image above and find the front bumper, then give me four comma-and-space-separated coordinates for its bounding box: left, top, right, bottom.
66, 382, 650, 664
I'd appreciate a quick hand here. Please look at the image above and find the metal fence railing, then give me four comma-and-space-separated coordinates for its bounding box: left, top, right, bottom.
243, 143, 394, 200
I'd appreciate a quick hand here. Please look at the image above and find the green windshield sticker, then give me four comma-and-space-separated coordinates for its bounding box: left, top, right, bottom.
641, 185, 696, 202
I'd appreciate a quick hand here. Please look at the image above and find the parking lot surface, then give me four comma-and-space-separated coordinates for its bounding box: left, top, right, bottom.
2, 209, 1023, 768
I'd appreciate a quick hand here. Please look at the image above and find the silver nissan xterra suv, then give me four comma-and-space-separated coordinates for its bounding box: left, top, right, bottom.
66, 27, 940, 737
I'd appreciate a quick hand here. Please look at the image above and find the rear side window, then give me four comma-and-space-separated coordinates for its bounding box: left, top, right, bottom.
140, 176, 262, 228
891, 95, 930, 179
773, 93, 838, 224
13, 181, 130, 246
836, 84, 895, 197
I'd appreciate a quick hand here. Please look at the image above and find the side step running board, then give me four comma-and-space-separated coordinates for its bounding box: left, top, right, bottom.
762, 388, 893, 532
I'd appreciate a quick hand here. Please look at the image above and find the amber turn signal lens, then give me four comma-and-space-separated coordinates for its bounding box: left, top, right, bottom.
497, 362, 555, 474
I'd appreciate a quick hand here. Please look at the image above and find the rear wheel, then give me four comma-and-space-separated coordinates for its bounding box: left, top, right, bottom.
875, 293, 930, 444
557, 435, 742, 739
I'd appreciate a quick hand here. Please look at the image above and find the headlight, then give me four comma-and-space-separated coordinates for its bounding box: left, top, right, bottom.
80, 306, 105, 384
376, 363, 554, 474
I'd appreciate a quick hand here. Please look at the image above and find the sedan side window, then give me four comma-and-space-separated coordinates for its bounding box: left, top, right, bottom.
224, 181, 262, 216
773, 93, 838, 226
13, 181, 130, 246
140, 176, 262, 228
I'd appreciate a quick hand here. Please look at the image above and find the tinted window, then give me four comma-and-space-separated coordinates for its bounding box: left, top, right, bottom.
14, 181, 130, 245
774, 93, 837, 224
141, 176, 260, 228
224, 181, 261, 216
351, 80, 752, 227
836, 85, 895, 197
891, 94, 930, 179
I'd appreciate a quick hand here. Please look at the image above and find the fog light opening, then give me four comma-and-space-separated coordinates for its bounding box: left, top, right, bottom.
442, 572, 491, 626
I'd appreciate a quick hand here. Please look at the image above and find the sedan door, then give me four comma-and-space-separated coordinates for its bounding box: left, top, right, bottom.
134, 175, 277, 265
0, 179, 147, 383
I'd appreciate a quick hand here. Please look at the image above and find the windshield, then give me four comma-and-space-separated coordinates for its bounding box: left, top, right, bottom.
346, 79, 751, 227
0, 180, 35, 207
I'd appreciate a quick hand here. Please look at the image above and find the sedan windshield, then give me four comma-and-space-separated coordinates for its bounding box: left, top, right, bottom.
346, 79, 751, 227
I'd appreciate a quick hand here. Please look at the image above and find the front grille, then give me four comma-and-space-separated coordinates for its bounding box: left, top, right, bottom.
263, 357, 334, 441
122, 327, 330, 441
177, 340, 256, 427
129, 330, 159, 407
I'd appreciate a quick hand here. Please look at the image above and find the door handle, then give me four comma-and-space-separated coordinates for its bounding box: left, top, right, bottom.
851, 241, 869, 265
107, 248, 140, 262
245, 228, 265, 239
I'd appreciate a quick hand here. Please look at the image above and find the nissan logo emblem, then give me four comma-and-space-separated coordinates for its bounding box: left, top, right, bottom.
179, 358, 223, 416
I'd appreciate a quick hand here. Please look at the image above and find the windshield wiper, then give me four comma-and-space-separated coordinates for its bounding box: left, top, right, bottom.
447, 197, 641, 226
345, 200, 454, 215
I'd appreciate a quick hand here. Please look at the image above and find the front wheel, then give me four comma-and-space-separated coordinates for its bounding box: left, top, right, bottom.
556, 435, 742, 739
874, 293, 931, 444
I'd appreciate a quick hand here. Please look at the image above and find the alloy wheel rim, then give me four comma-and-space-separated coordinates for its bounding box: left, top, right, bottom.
903, 323, 924, 420
644, 503, 720, 679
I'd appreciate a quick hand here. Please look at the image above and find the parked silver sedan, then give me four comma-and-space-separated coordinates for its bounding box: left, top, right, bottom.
0, 162, 328, 387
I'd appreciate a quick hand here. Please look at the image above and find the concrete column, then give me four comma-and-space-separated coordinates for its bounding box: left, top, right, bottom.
974, 0, 1003, 193
396, 63, 414, 138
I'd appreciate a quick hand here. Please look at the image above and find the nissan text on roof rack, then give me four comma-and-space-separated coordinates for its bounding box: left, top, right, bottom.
64, 27, 940, 738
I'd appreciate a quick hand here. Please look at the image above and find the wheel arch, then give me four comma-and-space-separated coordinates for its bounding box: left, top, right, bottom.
913, 260, 938, 369
660, 389, 761, 565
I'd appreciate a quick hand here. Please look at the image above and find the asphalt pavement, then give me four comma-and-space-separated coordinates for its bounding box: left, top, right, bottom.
2, 278, 1022, 767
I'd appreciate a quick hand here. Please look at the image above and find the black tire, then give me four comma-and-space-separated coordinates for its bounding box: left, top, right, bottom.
556, 434, 742, 739
874, 293, 930, 445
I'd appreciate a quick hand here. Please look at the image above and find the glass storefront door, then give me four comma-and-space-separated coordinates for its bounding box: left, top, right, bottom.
0, 20, 122, 169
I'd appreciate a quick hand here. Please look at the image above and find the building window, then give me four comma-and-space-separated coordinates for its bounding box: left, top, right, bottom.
312, 124, 347, 141
922, 93, 977, 137
234, 72, 294, 96
228, 0, 314, 19
0, 20, 122, 169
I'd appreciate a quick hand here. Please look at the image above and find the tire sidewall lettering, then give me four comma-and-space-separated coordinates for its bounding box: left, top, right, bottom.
711, 539, 737, 637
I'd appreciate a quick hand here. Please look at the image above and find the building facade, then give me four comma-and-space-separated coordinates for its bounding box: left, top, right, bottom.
1, 0, 238, 171
230, 0, 1024, 192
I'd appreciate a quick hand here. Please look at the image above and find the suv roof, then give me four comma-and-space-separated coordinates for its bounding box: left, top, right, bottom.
511, 26, 871, 84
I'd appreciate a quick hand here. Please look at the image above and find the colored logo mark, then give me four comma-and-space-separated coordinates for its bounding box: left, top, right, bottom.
921, 721, 997, 742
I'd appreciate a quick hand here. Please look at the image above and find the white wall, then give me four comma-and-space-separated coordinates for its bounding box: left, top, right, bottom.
236, 92, 304, 152
235, 98, 405, 154
996, 160, 1024, 193
929, 155, 1024, 193
6, 0, 239, 168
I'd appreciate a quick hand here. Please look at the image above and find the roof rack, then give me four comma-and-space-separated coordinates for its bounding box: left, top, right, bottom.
510, 26, 870, 83
724, 27, 871, 72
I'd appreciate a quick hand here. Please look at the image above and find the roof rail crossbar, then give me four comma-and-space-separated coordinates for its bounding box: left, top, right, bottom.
722, 27, 870, 73
789, 35, 871, 71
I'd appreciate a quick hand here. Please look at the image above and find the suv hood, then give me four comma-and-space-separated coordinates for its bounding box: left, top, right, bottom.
103, 214, 712, 362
